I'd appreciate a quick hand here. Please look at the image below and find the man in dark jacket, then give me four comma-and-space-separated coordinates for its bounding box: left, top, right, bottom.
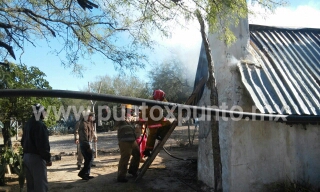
78, 110, 95, 180
21, 104, 51, 192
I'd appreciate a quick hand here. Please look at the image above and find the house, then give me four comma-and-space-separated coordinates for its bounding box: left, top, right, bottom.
193, 19, 320, 191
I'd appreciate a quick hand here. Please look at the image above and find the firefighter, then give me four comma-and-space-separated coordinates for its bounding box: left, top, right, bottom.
136, 122, 147, 163
116, 104, 140, 182
142, 89, 171, 157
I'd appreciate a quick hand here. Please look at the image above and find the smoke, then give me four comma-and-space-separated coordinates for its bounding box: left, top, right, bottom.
248, 3, 320, 28
150, 19, 202, 85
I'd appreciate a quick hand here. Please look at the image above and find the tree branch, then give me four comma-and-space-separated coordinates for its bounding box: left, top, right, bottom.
0, 41, 16, 59
0, 22, 13, 29
76, 0, 98, 10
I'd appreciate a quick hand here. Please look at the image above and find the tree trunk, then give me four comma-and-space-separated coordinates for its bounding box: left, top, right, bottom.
196, 10, 223, 192
2, 121, 12, 148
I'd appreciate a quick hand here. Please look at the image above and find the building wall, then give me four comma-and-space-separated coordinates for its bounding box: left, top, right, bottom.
228, 121, 320, 191
197, 87, 215, 188
197, 18, 320, 191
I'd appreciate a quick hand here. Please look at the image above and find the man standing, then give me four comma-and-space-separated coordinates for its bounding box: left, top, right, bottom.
78, 110, 95, 180
21, 104, 52, 192
74, 113, 97, 170
116, 104, 140, 182
74, 117, 84, 170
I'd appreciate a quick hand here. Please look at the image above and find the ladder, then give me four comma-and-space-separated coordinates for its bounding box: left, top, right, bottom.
135, 77, 206, 182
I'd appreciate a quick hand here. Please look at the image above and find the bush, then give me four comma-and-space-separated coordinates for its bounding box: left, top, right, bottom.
0, 146, 25, 189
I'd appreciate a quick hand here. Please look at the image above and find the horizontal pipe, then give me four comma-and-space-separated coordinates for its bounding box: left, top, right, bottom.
0, 89, 319, 124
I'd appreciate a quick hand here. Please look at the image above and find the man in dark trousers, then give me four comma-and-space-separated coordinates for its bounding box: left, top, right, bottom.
74, 115, 84, 170
21, 104, 52, 192
78, 110, 95, 180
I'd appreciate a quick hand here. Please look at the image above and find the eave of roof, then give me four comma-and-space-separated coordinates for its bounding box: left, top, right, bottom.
239, 24, 320, 115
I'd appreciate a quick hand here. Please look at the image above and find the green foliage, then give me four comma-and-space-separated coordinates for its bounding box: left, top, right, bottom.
88, 74, 150, 99
0, 0, 178, 74
0, 151, 5, 186
0, 62, 60, 125
83, 74, 150, 122
148, 58, 193, 103
0, 62, 61, 146
2, 147, 17, 167
0, 147, 25, 187
194, 0, 286, 45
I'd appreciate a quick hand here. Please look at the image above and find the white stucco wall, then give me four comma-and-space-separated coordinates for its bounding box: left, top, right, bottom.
197, 87, 215, 188
228, 121, 320, 191
197, 18, 320, 191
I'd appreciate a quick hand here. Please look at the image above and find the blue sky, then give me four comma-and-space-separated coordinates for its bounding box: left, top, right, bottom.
17, 0, 320, 91
20, 42, 119, 91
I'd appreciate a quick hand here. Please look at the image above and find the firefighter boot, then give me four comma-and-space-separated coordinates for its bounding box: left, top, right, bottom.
143, 150, 151, 157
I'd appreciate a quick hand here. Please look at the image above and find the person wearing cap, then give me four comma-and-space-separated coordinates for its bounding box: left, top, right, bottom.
21, 104, 52, 192
116, 104, 140, 182
141, 89, 172, 157
74, 113, 98, 170
77, 110, 95, 180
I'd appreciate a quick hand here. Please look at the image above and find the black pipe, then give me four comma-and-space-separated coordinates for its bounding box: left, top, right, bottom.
0, 89, 319, 124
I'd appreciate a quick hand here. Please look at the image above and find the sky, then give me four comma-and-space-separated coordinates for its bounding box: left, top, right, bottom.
16, 0, 320, 91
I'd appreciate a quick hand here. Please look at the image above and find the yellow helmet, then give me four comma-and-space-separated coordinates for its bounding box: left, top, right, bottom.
121, 104, 132, 109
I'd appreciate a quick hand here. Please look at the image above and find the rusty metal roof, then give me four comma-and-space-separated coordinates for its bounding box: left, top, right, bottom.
193, 24, 320, 115
238, 24, 320, 115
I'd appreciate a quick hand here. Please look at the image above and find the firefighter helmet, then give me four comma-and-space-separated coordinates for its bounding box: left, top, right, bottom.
153, 89, 165, 101
121, 104, 132, 109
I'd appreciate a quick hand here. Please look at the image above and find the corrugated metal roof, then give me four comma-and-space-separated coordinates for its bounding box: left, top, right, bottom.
191, 43, 209, 106
238, 24, 320, 115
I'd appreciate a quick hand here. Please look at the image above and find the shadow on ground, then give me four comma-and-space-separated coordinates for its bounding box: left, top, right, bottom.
6, 146, 206, 192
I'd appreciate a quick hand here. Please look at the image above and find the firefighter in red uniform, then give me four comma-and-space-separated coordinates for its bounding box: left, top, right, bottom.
141, 89, 171, 157
136, 120, 147, 162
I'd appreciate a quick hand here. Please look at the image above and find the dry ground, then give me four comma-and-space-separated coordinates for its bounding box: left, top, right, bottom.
3, 126, 211, 192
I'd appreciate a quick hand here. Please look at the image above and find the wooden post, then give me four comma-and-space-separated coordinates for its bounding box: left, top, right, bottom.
89, 82, 102, 158
6, 165, 11, 175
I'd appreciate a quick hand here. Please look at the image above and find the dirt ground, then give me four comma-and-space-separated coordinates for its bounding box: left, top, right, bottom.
4, 126, 211, 192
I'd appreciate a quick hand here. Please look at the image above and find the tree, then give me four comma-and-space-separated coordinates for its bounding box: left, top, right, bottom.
88, 74, 150, 99
0, 0, 285, 76
59, 97, 89, 129
196, 10, 222, 191
0, 62, 60, 147
148, 59, 193, 103
84, 74, 150, 125
88, 73, 150, 112
0, 0, 187, 75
